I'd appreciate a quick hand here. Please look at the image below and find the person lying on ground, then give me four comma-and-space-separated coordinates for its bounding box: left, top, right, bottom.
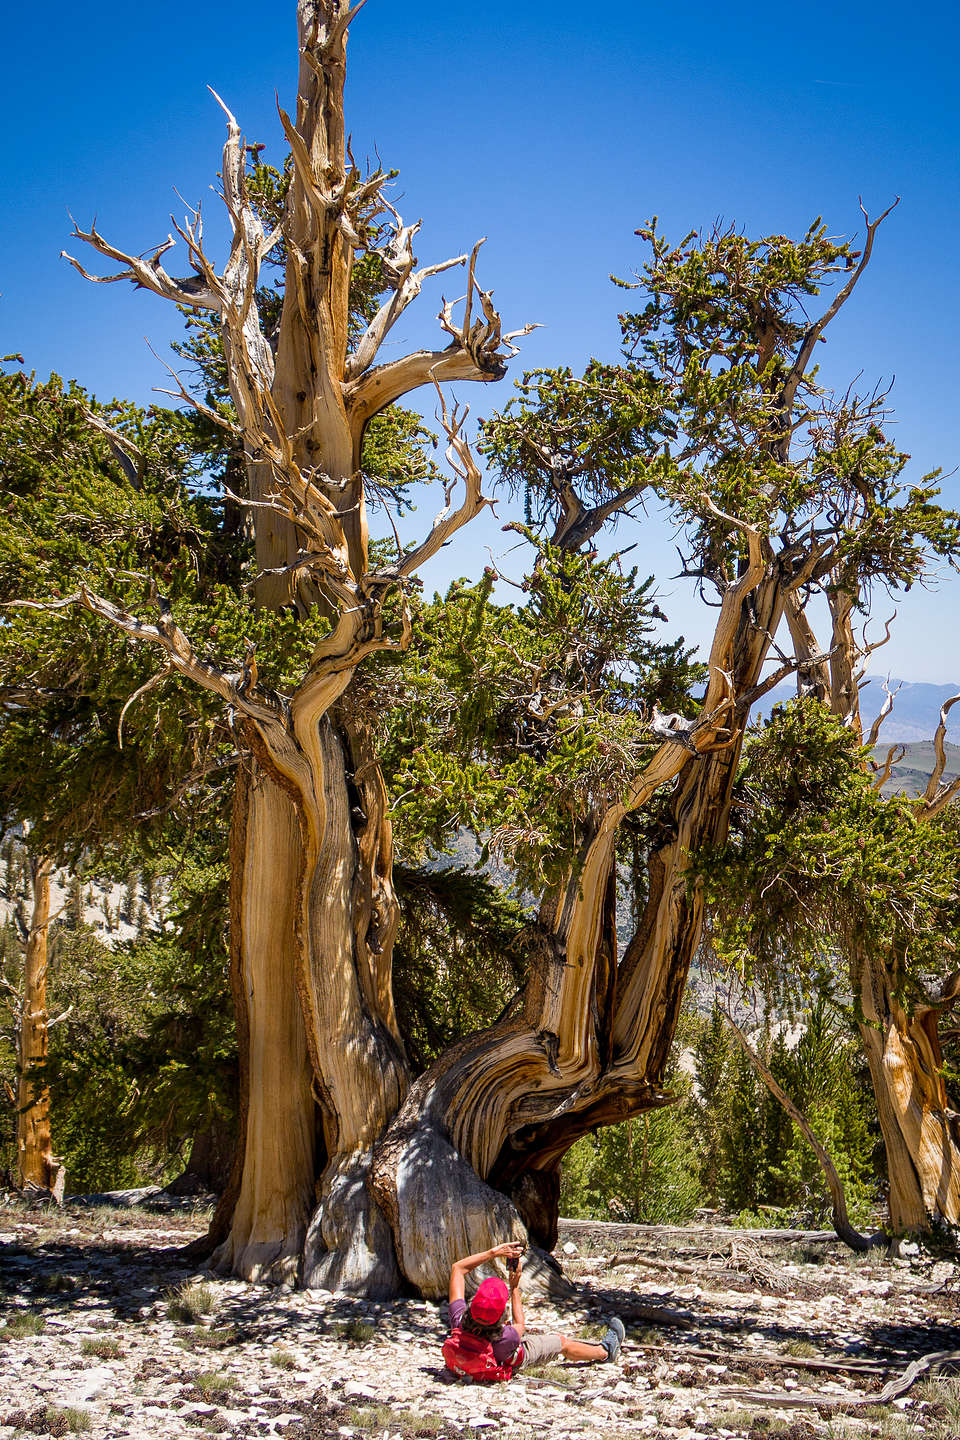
442, 1241, 625, 1381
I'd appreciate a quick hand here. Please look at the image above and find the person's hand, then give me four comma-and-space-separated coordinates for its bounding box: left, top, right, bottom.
508, 1256, 523, 1290
492, 1242, 524, 1260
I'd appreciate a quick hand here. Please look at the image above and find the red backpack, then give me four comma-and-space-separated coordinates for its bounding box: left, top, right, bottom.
441, 1328, 518, 1383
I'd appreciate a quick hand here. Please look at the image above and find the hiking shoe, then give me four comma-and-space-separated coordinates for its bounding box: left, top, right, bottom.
601, 1317, 625, 1362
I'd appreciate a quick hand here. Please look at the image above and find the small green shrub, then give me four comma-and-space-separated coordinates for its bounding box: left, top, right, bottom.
45, 1407, 92, 1436
37, 1273, 77, 1295
166, 1280, 216, 1324
334, 1319, 375, 1345
80, 1337, 122, 1359
188, 1326, 238, 1350
193, 1370, 231, 1399
1, 1312, 46, 1340
270, 1348, 297, 1369
781, 1338, 819, 1358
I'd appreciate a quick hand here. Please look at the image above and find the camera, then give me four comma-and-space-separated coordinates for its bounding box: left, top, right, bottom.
506, 1245, 526, 1273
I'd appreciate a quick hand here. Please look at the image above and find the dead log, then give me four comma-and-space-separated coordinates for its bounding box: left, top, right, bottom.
716, 1347, 960, 1410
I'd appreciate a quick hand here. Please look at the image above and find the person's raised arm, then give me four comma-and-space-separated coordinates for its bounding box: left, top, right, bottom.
449, 1242, 524, 1304
509, 1255, 525, 1337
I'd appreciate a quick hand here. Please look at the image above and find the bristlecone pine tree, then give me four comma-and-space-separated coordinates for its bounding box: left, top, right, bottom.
50, 0, 531, 1292
28, 0, 950, 1293
370, 211, 938, 1293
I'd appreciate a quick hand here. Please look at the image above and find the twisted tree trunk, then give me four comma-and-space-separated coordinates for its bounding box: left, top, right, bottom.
372, 552, 784, 1296
63, 0, 525, 1292
853, 945, 960, 1232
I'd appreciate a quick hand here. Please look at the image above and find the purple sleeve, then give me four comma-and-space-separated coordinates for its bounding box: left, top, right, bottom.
493, 1325, 521, 1365
448, 1298, 467, 1329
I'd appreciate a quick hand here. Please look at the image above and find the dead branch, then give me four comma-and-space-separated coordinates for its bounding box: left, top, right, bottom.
608, 1251, 698, 1277
921, 690, 960, 814
344, 206, 468, 380
866, 675, 901, 748
632, 1341, 890, 1377
62, 222, 219, 311
717, 1347, 960, 1411
386, 382, 492, 582
781, 198, 900, 414
871, 742, 906, 791
6, 587, 287, 737
345, 240, 536, 430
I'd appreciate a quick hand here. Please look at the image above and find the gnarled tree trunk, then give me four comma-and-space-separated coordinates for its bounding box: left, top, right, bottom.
853, 944, 960, 1232
65, 0, 525, 1293
372, 550, 784, 1296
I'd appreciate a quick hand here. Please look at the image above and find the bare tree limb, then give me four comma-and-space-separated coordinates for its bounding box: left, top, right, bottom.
871, 742, 906, 791
921, 691, 960, 810
866, 676, 901, 749
780, 198, 900, 414
6, 588, 287, 736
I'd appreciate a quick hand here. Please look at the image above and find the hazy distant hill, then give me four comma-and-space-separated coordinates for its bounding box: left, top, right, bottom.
760, 676, 959, 744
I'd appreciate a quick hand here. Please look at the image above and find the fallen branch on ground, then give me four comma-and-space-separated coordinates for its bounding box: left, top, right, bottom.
716, 1347, 960, 1410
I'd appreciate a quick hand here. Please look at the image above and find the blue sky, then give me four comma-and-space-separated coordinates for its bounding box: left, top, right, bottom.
3, 0, 958, 683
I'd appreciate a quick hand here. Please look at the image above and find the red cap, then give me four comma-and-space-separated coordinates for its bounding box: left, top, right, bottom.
470, 1277, 509, 1325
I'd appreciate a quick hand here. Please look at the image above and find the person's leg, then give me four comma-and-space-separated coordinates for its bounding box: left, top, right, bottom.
559, 1336, 607, 1362
560, 1318, 625, 1365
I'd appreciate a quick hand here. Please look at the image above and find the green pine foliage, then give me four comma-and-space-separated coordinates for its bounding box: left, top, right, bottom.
560, 1103, 704, 1226
381, 545, 700, 890
696, 700, 960, 1012
687, 1001, 877, 1224
391, 864, 528, 1074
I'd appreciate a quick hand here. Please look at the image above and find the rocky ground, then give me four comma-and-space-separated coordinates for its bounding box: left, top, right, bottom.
1, 1199, 959, 1440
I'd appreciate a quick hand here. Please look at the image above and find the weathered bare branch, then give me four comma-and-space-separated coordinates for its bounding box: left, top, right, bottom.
722, 997, 875, 1251
117, 660, 174, 749
871, 742, 906, 791
922, 691, 960, 809
866, 676, 901, 749
81, 411, 144, 488
62, 221, 219, 311
6, 588, 286, 736
345, 239, 536, 431
781, 198, 900, 413
388, 382, 493, 581
344, 206, 467, 380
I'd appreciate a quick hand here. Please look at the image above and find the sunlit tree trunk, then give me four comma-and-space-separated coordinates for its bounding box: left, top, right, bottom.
16, 856, 54, 1191
65, 0, 523, 1291
853, 943, 960, 1232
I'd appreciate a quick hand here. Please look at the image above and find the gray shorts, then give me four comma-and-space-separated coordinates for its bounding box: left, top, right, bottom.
517, 1332, 563, 1368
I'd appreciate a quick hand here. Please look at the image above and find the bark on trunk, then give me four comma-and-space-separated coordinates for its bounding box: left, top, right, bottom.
853, 944, 960, 1232
211, 714, 410, 1292
16, 856, 55, 1191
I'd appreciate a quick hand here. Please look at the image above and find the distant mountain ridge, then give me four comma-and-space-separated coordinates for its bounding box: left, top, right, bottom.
759, 676, 960, 744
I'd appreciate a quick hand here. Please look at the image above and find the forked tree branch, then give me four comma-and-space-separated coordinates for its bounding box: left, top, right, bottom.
781, 198, 900, 414
871, 742, 906, 792
865, 676, 901, 749
345, 239, 536, 431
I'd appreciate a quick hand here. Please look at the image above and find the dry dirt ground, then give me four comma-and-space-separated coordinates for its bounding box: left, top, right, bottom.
1, 1198, 959, 1440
